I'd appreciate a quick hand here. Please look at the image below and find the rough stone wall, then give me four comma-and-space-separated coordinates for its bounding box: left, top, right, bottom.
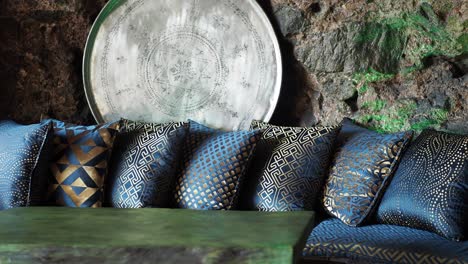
0, 0, 466, 133
0, 0, 107, 124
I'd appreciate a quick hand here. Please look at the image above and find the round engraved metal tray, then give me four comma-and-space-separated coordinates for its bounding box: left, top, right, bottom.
83, 0, 282, 130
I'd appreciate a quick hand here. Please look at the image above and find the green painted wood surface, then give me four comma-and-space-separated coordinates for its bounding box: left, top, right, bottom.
0, 207, 314, 264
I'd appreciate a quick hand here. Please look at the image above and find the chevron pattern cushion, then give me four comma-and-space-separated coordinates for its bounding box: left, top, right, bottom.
377, 130, 468, 241
47, 120, 119, 208
323, 118, 413, 226
303, 218, 468, 264
240, 121, 339, 211
0, 120, 53, 209
174, 120, 261, 210
106, 120, 187, 208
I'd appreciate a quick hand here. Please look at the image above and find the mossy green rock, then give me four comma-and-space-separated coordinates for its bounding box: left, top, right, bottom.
288, 2, 466, 133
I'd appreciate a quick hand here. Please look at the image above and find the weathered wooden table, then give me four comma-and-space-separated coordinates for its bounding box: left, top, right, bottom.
0, 208, 314, 264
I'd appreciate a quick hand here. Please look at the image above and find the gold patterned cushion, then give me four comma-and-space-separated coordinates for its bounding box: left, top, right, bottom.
240, 120, 339, 211
47, 120, 119, 208
0, 120, 53, 209
106, 119, 188, 208
323, 118, 413, 226
377, 129, 468, 241
174, 120, 261, 210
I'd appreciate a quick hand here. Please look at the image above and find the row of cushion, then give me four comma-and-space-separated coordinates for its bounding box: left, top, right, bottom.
0, 118, 466, 243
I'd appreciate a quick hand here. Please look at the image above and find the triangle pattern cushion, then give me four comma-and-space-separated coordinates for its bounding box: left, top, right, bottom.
0, 120, 53, 209
173, 120, 262, 210
106, 119, 188, 208
240, 120, 340, 211
46, 119, 119, 208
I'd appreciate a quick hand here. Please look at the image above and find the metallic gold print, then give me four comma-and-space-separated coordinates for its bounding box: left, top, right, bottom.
377, 130, 468, 241
174, 121, 260, 210
0, 121, 51, 209
247, 120, 339, 211
303, 218, 467, 263
107, 120, 187, 208
48, 120, 118, 208
323, 121, 412, 226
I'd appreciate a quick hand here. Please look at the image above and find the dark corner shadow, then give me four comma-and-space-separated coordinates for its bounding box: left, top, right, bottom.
256, 0, 313, 127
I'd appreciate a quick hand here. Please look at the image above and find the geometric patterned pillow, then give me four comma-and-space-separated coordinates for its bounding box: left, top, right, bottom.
106, 119, 187, 208
323, 118, 413, 226
240, 120, 339, 211
377, 129, 468, 241
0, 120, 53, 209
174, 120, 262, 210
46, 119, 119, 208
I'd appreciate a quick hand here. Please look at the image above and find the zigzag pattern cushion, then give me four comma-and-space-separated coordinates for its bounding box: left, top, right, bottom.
303, 218, 468, 264
240, 121, 339, 211
323, 118, 413, 226
0, 120, 53, 209
174, 120, 261, 210
106, 119, 187, 208
47, 120, 119, 208
377, 129, 468, 241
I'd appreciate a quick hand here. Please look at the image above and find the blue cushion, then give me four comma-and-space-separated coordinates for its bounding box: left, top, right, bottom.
0, 120, 53, 209
240, 120, 339, 211
106, 119, 187, 208
377, 129, 468, 241
174, 120, 261, 210
323, 118, 413, 226
303, 218, 468, 263
47, 120, 119, 208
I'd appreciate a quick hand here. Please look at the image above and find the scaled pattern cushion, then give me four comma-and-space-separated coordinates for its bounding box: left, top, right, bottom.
241, 121, 339, 211
303, 218, 468, 264
377, 129, 468, 241
323, 118, 413, 226
174, 120, 261, 210
107, 120, 187, 208
0, 120, 52, 209
47, 120, 119, 208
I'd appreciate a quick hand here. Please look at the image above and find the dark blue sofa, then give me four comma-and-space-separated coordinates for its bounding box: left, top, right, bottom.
301, 218, 468, 263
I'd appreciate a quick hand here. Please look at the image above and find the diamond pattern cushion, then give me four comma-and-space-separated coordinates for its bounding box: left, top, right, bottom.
303, 218, 468, 264
377, 129, 468, 241
0, 120, 53, 209
174, 120, 261, 210
47, 119, 119, 208
240, 120, 339, 211
323, 118, 413, 226
106, 119, 187, 208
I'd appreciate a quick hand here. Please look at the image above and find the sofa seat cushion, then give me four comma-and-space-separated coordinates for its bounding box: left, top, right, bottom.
303, 218, 468, 264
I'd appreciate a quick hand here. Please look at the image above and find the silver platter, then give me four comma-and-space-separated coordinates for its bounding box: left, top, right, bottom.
83, 0, 282, 130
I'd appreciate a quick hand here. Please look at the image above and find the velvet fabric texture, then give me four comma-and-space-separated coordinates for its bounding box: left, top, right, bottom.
47, 120, 119, 208
0, 120, 53, 209
323, 118, 413, 226
241, 121, 339, 211
174, 120, 261, 210
303, 218, 468, 263
377, 129, 468, 241
106, 120, 187, 208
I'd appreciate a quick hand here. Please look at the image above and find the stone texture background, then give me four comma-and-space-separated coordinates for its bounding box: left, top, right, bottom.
0, 0, 466, 133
